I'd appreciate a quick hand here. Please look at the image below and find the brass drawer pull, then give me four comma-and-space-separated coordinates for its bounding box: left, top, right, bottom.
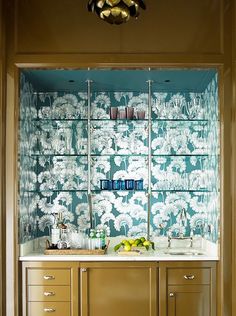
184, 274, 195, 280
81, 268, 87, 272
44, 291, 55, 297
43, 308, 56, 313
43, 275, 55, 280
169, 292, 175, 297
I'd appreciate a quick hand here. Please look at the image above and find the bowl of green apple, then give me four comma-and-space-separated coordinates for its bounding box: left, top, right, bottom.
114, 237, 155, 255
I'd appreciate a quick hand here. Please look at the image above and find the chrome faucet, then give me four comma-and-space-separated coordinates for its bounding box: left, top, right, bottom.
167, 208, 194, 248
179, 208, 187, 227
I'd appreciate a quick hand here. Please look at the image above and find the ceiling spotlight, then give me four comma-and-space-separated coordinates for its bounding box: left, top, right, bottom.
88, 0, 146, 25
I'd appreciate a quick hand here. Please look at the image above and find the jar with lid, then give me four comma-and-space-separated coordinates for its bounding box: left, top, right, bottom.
57, 228, 70, 249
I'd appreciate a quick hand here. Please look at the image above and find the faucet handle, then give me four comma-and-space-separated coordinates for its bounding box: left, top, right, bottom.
167, 230, 172, 248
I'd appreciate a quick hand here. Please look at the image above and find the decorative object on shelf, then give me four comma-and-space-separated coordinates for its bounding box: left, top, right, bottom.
110, 107, 118, 119
100, 179, 112, 190
109, 106, 142, 120
100, 179, 144, 191
125, 179, 135, 190
112, 179, 122, 190
126, 107, 134, 119
87, 0, 146, 25
137, 110, 145, 119
135, 179, 144, 190
118, 109, 126, 119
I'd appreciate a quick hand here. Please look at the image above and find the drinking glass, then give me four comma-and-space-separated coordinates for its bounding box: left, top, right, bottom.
118, 110, 126, 119
137, 110, 145, 119
125, 107, 134, 120
110, 107, 118, 120
125, 179, 135, 190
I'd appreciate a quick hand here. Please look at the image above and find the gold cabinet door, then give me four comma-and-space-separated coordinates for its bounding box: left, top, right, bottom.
168, 285, 210, 316
80, 262, 158, 316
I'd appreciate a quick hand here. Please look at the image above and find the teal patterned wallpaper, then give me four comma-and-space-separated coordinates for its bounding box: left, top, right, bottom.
18, 72, 219, 243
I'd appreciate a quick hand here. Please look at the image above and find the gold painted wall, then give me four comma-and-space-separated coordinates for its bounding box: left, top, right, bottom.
0, 0, 6, 316
3, 1, 235, 316
15, 0, 222, 54
232, 0, 236, 315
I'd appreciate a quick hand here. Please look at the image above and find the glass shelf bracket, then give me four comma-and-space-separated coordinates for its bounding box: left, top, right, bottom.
147, 79, 153, 240
87, 79, 93, 229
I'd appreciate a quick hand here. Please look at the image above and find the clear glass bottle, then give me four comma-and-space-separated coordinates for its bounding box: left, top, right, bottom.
57, 228, 70, 249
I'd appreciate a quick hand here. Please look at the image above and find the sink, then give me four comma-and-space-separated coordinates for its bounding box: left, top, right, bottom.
163, 249, 205, 256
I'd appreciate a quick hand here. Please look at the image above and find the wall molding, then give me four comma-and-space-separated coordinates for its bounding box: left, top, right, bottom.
0, 0, 6, 316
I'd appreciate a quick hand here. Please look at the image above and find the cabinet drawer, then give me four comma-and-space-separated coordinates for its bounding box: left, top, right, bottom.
168, 268, 210, 285
28, 302, 70, 316
28, 285, 70, 302
27, 269, 70, 285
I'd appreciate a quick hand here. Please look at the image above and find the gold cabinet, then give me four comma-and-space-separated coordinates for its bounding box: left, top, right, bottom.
22, 262, 79, 316
159, 262, 216, 316
22, 260, 216, 316
167, 285, 210, 316
80, 262, 158, 316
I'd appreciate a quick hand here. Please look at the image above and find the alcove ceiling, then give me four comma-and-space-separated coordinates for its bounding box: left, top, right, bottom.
22, 68, 217, 93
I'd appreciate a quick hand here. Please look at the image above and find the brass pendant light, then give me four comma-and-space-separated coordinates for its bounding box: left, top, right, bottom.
88, 0, 146, 25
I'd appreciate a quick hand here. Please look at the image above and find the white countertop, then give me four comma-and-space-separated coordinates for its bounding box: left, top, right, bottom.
19, 237, 219, 261
19, 251, 219, 262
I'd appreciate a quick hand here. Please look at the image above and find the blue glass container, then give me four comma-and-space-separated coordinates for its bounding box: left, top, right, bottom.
112, 179, 122, 190
125, 179, 135, 190
100, 179, 112, 190
135, 179, 144, 190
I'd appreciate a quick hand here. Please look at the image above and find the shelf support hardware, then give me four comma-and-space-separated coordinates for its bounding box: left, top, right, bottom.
87, 79, 94, 229
147, 79, 153, 240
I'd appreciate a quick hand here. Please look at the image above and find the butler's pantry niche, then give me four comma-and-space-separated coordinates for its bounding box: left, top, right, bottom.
18, 68, 220, 251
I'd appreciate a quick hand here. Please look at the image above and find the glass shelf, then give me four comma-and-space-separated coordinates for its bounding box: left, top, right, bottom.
91, 118, 148, 122
151, 154, 210, 157
22, 189, 88, 193
91, 189, 147, 193
31, 118, 88, 122
29, 118, 213, 123
152, 119, 210, 122
20, 153, 213, 158
91, 118, 211, 122
27, 154, 87, 157
21, 188, 216, 193
91, 154, 148, 157
151, 189, 214, 193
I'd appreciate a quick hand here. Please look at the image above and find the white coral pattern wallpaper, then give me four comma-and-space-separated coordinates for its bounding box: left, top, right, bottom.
18, 73, 219, 243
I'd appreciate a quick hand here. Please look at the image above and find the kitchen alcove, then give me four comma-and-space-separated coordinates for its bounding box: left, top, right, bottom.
18, 68, 220, 248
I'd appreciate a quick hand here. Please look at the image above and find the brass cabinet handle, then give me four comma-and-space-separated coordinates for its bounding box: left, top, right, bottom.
169, 292, 175, 297
81, 268, 87, 272
184, 274, 195, 280
43, 275, 55, 280
43, 308, 56, 313
44, 291, 55, 297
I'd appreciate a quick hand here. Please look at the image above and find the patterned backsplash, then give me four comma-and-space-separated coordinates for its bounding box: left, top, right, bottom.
18, 72, 219, 243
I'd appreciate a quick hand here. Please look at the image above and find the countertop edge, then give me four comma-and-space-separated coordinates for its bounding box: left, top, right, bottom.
19, 254, 219, 262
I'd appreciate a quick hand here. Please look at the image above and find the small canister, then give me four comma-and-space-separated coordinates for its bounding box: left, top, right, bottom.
125, 179, 135, 190
135, 179, 144, 190
100, 179, 111, 190
112, 179, 122, 190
